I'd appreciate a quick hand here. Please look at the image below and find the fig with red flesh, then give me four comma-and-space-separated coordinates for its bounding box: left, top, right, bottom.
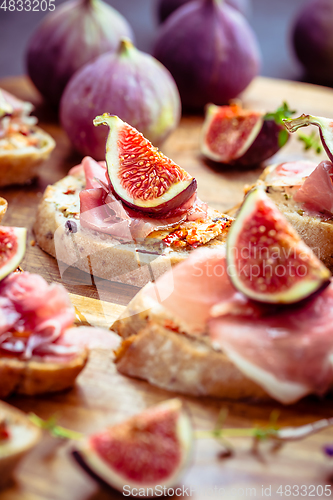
227, 187, 331, 304
283, 114, 333, 162
201, 102, 294, 167
72, 399, 193, 494
94, 114, 197, 215
0, 227, 26, 281
153, 0, 260, 110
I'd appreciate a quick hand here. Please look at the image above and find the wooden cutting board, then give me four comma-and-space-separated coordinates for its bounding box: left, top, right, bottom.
1, 76, 333, 500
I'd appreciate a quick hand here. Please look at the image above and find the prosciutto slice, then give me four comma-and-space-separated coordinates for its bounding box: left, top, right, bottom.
0, 272, 116, 362
263, 160, 317, 186
78, 157, 208, 241
142, 246, 333, 403
293, 160, 333, 214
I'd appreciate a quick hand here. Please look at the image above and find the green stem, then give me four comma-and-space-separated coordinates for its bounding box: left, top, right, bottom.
118, 38, 135, 56
283, 114, 317, 133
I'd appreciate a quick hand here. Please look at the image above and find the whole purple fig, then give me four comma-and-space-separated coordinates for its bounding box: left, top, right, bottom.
60, 39, 181, 159
157, 0, 251, 22
292, 0, 333, 85
153, 0, 261, 110
26, 0, 133, 107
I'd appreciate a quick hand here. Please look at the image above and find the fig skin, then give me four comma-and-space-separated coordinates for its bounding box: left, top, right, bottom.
230, 120, 286, 168
121, 179, 198, 216
26, 0, 134, 107
157, 0, 251, 23
153, 0, 261, 110
292, 0, 333, 85
60, 40, 181, 159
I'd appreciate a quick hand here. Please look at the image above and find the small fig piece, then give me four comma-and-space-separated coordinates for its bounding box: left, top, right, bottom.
0, 227, 26, 281
283, 114, 333, 162
227, 187, 331, 304
94, 114, 197, 214
201, 102, 292, 167
73, 399, 193, 493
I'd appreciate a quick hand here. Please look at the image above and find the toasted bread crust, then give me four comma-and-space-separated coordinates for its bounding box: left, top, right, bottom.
34, 173, 231, 286
112, 287, 271, 400
0, 350, 88, 398
115, 323, 268, 400
0, 125, 55, 187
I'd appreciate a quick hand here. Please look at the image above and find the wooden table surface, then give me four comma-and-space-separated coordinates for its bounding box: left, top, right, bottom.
1, 76, 333, 500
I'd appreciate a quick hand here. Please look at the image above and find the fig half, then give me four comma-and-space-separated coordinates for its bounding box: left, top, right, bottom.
94, 114, 197, 215
227, 187, 331, 304
283, 114, 333, 162
201, 102, 293, 167
73, 399, 193, 494
0, 227, 26, 281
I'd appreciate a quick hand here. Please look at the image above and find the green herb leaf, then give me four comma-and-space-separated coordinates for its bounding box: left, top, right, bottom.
264, 101, 296, 125
29, 413, 83, 441
297, 131, 323, 154
278, 129, 289, 148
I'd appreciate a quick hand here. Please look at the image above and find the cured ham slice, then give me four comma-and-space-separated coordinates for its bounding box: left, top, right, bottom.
293, 160, 333, 214
0, 272, 116, 362
139, 246, 333, 403
78, 157, 208, 241
263, 160, 317, 186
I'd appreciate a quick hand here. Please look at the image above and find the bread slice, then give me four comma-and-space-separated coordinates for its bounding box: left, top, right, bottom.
112, 286, 269, 400
0, 125, 55, 187
0, 349, 88, 398
0, 401, 41, 489
34, 170, 232, 287
115, 323, 268, 400
0, 197, 7, 223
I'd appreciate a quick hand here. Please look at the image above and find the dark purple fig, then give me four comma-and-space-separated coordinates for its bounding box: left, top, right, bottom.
153, 0, 260, 110
283, 114, 333, 163
157, 0, 251, 23
60, 39, 181, 159
292, 0, 333, 85
201, 102, 293, 167
26, 0, 134, 107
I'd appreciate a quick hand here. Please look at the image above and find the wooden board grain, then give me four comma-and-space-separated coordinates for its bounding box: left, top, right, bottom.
1, 76, 333, 499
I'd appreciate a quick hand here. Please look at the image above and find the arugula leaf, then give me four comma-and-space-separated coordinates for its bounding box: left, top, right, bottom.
264, 101, 296, 125
278, 129, 289, 148
297, 131, 323, 154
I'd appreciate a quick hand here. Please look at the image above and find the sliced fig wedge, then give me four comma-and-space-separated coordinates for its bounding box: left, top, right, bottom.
73, 398, 193, 493
0, 226, 26, 281
201, 102, 293, 167
94, 114, 197, 215
227, 187, 331, 304
283, 114, 333, 162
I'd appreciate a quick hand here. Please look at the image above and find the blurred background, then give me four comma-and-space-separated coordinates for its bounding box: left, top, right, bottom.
0, 0, 307, 81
